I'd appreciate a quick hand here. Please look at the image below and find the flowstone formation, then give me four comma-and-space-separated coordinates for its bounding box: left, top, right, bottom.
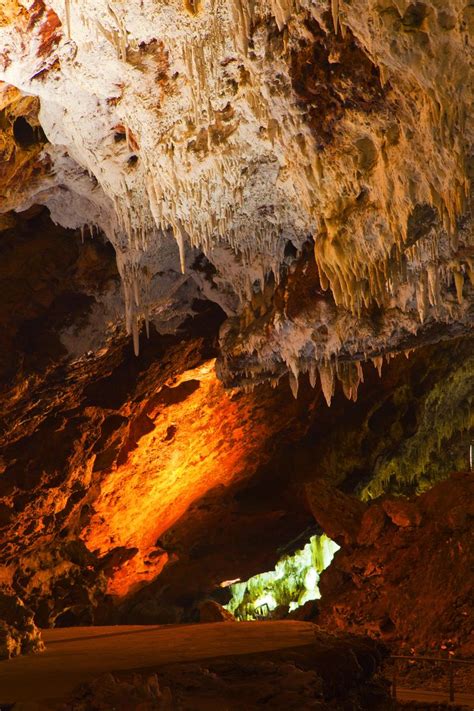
0, 0, 472, 387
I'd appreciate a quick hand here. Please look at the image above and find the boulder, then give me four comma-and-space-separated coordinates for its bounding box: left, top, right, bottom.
357, 505, 387, 546
317, 473, 474, 655
287, 600, 319, 621
305, 479, 366, 545
382, 498, 422, 528
198, 599, 235, 623
0, 592, 44, 660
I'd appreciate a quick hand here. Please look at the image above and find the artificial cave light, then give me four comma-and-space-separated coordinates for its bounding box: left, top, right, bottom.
220, 578, 242, 588
225, 534, 340, 620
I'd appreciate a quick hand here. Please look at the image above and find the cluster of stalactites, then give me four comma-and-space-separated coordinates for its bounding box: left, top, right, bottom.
63, 0, 128, 59
315, 236, 472, 321
284, 259, 472, 404
287, 349, 413, 404
127, 1, 468, 357
237, 348, 415, 404
54, 0, 471, 368
314, 154, 470, 311
57, 0, 312, 302
120, 260, 152, 356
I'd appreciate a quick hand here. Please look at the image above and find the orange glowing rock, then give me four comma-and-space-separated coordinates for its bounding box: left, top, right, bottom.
83, 360, 278, 597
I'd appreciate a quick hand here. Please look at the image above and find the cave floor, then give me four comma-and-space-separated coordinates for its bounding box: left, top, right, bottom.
0, 621, 316, 705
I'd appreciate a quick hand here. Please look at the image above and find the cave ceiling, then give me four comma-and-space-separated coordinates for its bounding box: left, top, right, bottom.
0, 0, 472, 392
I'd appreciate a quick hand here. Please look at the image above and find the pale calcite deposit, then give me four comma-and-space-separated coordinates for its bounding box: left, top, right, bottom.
0, 0, 472, 390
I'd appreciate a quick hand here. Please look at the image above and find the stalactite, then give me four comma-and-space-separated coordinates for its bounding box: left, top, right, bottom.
331, 0, 339, 34
416, 274, 429, 323
319, 362, 335, 407
289, 371, 299, 399
175, 222, 186, 275
64, 0, 72, 39
372, 356, 383, 378
132, 317, 139, 356
454, 271, 464, 304
107, 3, 128, 62
271, 0, 293, 32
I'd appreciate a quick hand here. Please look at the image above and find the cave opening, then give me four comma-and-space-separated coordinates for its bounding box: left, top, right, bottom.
12, 116, 45, 149
224, 534, 340, 620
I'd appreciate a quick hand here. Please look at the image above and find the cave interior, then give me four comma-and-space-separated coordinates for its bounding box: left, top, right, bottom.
0, 0, 473, 709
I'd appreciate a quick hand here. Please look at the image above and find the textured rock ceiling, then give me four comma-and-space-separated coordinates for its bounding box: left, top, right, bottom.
0, 0, 472, 399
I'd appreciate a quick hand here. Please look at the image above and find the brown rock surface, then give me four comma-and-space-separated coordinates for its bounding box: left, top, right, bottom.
305, 478, 367, 545
382, 498, 422, 528
317, 473, 474, 656
0, 217, 471, 628
0, 207, 471, 645
357, 505, 388, 546
0, 215, 320, 622
0, 592, 44, 660
0, 84, 51, 210
198, 599, 236, 623
64, 633, 389, 711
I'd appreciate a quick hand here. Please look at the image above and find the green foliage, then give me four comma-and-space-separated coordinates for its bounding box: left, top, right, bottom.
225, 534, 339, 620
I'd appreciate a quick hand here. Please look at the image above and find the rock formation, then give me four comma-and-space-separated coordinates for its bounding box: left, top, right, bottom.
315, 472, 474, 657
0, 591, 44, 660
0, 0, 471, 378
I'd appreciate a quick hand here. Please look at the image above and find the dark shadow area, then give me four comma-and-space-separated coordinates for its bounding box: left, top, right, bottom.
13, 116, 46, 148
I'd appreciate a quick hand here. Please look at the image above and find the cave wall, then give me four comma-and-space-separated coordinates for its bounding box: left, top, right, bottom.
0, 210, 471, 629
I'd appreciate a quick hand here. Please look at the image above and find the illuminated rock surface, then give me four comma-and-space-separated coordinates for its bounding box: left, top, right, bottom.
0, 592, 44, 661
225, 534, 339, 620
